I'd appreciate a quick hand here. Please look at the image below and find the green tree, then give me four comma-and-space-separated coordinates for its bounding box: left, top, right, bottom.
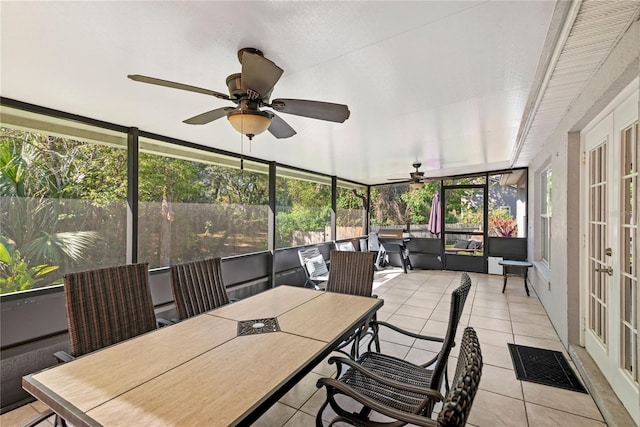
370, 184, 409, 226
0, 129, 102, 292
275, 177, 331, 247
400, 181, 440, 225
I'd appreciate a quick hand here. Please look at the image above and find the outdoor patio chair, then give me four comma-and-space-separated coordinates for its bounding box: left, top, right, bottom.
446, 239, 483, 255
357, 272, 472, 391
170, 257, 233, 320
316, 271, 472, 425
298, 246, 330, 289
326, 250, 379, 358
368, 232, 387, 270
316, 326, 483, 426
24, 263, 165, 427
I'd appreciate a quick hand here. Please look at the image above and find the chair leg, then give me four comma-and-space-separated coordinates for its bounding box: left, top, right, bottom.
523, 269, 530, 296
316, 398, 330, 427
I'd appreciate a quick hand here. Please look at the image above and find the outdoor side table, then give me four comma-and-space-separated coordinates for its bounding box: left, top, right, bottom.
499, 260, 533, 296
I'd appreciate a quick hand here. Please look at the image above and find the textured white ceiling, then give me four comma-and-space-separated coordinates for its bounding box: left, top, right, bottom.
0, 1, 635, 184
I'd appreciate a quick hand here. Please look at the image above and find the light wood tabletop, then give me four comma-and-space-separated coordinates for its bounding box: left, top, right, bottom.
23, 285, 383, 426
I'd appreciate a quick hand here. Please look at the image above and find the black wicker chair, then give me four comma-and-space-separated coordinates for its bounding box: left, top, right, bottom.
170, 257, 232, 320
326, 250, 379, 358
24, 263, 161, 427
326, 250, 376, 297
316, 326, 482, 426
316, 272, 472, 425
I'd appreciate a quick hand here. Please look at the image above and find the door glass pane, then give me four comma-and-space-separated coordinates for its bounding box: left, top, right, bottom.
620, 122, 638, 381
488, 170, 526, 238
444, 188, 484, 256
588, 143, 608, 344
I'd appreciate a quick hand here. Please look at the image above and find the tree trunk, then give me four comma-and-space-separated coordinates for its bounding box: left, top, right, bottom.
159, 192, 174, 266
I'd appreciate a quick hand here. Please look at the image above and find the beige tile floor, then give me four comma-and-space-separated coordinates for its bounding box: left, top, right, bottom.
1, 269, 607, 427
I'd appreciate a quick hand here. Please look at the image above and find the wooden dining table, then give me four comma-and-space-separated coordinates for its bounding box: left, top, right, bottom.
22, 285, 383, 426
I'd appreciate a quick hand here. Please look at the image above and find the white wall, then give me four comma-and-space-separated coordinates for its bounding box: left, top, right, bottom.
527, 20, 639, 347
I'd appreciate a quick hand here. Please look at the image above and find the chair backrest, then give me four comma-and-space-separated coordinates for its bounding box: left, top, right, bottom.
428, 272, 472, 390
368, 233, 381, 251
63, 263, 157, 357
298, 247, 329, 278
437, 327, 483, 427
170, 257, 229, 320
335, 241, 356, 251
326, 250, 375, 296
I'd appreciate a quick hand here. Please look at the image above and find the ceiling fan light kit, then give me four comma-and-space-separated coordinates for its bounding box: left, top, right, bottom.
227, 109, 272, 139
128, 47, 350, 140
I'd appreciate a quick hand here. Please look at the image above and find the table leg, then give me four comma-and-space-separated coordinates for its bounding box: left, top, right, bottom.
502, 273, 507, 293
523, 268, 530, 296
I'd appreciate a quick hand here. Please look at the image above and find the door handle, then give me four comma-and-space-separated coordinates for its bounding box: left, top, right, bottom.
595, 266, 613, 276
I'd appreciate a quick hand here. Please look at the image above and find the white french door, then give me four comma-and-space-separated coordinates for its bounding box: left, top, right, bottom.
582, 81, 638, 424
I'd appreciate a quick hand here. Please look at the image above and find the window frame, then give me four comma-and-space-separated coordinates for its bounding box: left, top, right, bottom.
539, 166, 552, 267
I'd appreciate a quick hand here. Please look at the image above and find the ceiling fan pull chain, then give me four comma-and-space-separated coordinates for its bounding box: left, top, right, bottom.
240, 109, 244, 171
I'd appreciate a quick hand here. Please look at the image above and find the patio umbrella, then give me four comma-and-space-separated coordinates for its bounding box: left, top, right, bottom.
428, 191, 441, 236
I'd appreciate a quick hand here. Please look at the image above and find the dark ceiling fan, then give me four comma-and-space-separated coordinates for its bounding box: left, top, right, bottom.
388, 161, 428, 185
128, 48, 350, 140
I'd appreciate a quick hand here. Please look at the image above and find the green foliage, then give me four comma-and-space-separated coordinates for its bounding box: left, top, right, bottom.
370, 185, 407, 226
336, 188, 365, 210
138, 153, 206, 202
370, 181, 442, 227
0, 240, 61, 294
1, 129, 106, 287
275, 177, 331, 246
400, 182, 440, 224
0, 139, 28, 197
74, 145, 127, 203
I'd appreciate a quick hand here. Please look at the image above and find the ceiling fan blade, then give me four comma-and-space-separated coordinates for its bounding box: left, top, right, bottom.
268, 113, 297, 139
270, 99, 350, 123
183, 107, 235, 125
241, 52, 283, 99
128, 74, 231, 101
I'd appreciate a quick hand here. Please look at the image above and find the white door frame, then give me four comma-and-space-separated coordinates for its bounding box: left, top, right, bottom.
580, 78, 639, 423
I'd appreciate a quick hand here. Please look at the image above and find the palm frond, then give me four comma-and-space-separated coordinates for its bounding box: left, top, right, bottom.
22, 231, 100, 265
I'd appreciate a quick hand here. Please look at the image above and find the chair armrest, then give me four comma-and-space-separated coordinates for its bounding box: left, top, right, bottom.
371, 320, 444, 342
369, 321, 446, 366
328, 356, 443, 398
317, 377, 438, 427
54, 350, 75, 364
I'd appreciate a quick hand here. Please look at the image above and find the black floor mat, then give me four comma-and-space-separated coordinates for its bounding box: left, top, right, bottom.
508, 344, 587, 393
